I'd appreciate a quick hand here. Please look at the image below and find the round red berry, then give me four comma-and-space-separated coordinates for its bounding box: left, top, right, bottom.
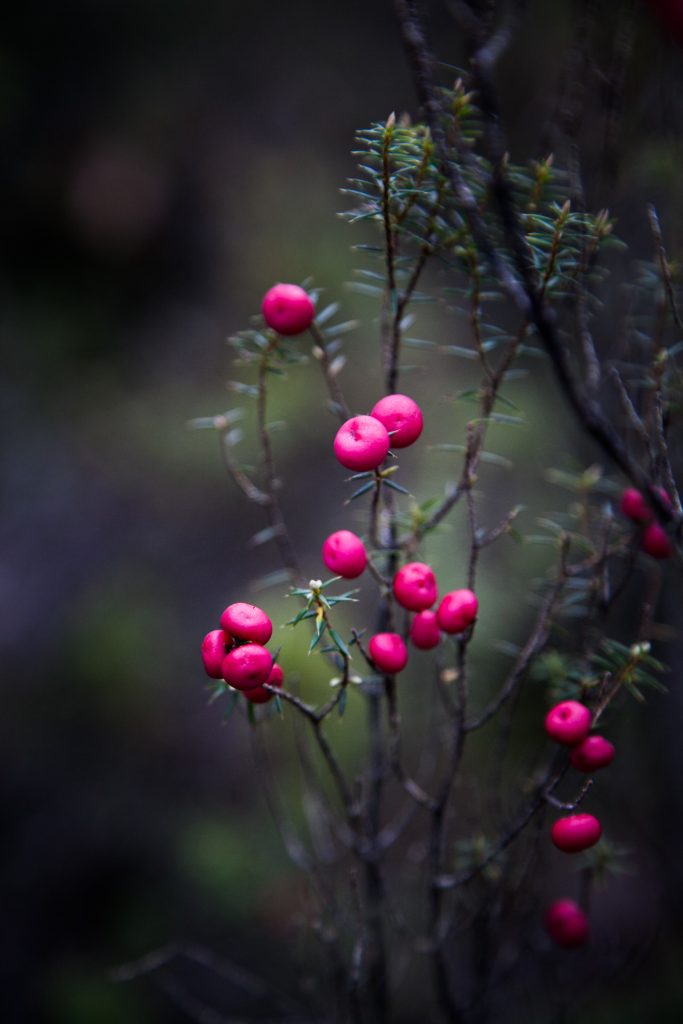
620, 487, 652, 523
570, 735, 615, 773
261, 283, 315, 335
370, 394, 424, 449
201, 629, 233, 679
333, 415, 390, 472
621, 487, 671, 525
436, 589, 478, 634
410, 610, 441, 650
544, 899, 589, 948
551, 813, 602, 853
245, 662, 284, 704
641, 522, 672, 559
544, 700, 592, 746
220, 602, 273, 645
369, 633, 408, 674
322, 530, 367, 578
393, 562, 438, 612
222, 643, 273, 691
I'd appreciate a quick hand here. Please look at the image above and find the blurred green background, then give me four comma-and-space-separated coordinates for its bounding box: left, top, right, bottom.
3, 1, 683, 1021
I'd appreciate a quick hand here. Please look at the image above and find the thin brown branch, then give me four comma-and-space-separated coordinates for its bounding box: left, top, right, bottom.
434, 757, 566, 893
466, 537, 570, 731
647, 203, 683, 335
309, 321, 351, 422
394, 0, 675, 522
257, 356, 302, 580
219, 428, 268, 506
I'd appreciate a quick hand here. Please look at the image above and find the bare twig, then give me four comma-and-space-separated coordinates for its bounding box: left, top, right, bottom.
647, 203, 683, 335
309, 321, 351, 422
257, 355, 302, 580
466, 537, 570, 731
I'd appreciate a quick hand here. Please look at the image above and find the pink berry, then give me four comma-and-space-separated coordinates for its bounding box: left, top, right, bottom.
370, 394, 424, 449
244, 662, 284, 704
641, 521, 672, 559
333, 415, 390, 472
261, 283, 315, 336
620, 487, 652, 523
436, 589, 478, 634
410, 610, 441, 650
621, 486, 672, 524
220, 602, 273, 645
322, 530, 367, 579
544, 899, 589, 948
570, 735, 615, 773
393, 562, 438, 612
551, 813, 602, 853
201, 629, 233, 679
369, 633, 408, 674
544, 700, 592, 746
222, 643, 273, 691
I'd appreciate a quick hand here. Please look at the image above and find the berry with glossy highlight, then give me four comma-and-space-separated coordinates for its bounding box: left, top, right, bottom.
261, 283, 315, 336
369, 633, 408, 674
436, 589, 478, 634
222, 643, 273, 691
544, 899, 589, 948
220, 602, 273, 645
393, 562, 438, 612
322, 530, 367, 579
570, 735, 615, 773
333, 415, 391, 472
551, 813, 602, 853
544, 700, 592, 746
370, 393, 424, 448
410, 610, 441, 650
201, 629, 233, 679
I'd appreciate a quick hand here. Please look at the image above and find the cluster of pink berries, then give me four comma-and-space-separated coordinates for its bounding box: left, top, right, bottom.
620, 486, 672, 560
333, 393, 424, 472
322, 534, 478, 674
319, 393, 476, 675
542, 699, 616, 947
201, 603, 283, 704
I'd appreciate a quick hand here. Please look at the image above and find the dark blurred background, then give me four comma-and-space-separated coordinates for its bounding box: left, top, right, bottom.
3, 1, 683, 1021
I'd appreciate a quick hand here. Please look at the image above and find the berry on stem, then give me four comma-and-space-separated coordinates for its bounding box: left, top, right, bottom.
436, 589, 478, 634
551, 813, 602, 853
220, 602, 273, 645
621, 486, 672, 525
570, 735, 615, 773
333, 415, 390, 471
544, 899, 589, 948
410, 610, 441, 650
620, 487, 652, 523
222, 643, 273, 691
244, 662, 284, 704
370, 393, 424, 448
641, 522, 672, 559
322, 530, 367, 578
369, 633, 408, 674
544, 700, 592, 746
201, 629, 233, 679
393, 562, 438, 612
261, 283, 315, 336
